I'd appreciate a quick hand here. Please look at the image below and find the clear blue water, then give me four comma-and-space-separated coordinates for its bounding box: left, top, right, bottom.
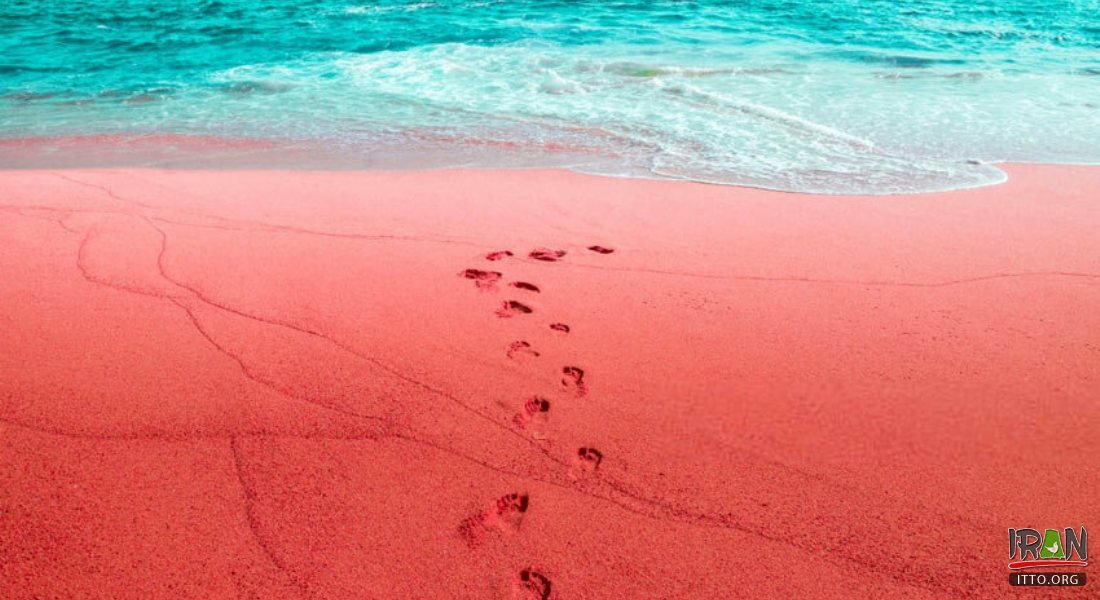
2, 0, 1100, 193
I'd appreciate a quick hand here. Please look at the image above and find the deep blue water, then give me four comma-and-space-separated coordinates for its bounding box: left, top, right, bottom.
2, 0, 1100, 192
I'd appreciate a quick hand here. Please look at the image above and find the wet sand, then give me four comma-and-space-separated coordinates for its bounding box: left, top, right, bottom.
1, 166, 1097, 598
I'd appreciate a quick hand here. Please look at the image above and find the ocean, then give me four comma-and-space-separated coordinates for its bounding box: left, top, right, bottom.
2, 0, 1099, 193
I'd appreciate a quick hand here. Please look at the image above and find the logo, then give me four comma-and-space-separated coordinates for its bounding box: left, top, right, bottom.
1008, 527, 1087, 569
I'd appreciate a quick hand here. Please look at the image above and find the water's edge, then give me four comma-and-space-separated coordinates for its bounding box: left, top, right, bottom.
9, 132, 1097, 198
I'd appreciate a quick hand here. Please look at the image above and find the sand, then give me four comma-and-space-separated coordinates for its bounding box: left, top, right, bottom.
0, 165, 1097, 599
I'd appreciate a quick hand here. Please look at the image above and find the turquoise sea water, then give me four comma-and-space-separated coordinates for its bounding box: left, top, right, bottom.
2, 0, 1099, 193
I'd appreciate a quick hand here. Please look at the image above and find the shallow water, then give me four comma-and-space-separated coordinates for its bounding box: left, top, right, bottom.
2, 0, 1099, 193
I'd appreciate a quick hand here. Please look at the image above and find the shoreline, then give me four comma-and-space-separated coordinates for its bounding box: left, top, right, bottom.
2, 131, 1074, 195
1, 164, 1098, 598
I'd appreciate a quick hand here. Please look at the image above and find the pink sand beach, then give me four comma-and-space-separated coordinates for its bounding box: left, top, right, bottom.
1, 164, 1098, 598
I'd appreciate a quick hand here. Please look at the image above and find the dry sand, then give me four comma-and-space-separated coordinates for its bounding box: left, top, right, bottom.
1, 166, 1098, 598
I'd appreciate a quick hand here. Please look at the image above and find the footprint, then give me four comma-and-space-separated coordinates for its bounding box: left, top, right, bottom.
512, 396, 550, 435
459, 492, 530, 548
494, 492, 530, 520
510, 281, 540, 293
548, 323, 570, 334
486, 250, 514, 261
513, 569, 552, 600
529, 248, 566, 262
507, 341, 540, 360
569, 447, 603, 480
571, 447, 603, 479
496, 300, 534, 318
587, 245, 615, 254
460, 268, 502, 289
560, 366, 587, 396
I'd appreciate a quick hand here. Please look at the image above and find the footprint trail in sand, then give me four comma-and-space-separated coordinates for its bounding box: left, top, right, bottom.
459, 244, 617, 596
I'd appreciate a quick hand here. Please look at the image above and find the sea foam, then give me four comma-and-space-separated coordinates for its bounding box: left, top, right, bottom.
1, 0, 1098, 193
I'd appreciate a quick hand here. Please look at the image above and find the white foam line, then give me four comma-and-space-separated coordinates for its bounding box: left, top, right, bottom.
662, 83, 877, 150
